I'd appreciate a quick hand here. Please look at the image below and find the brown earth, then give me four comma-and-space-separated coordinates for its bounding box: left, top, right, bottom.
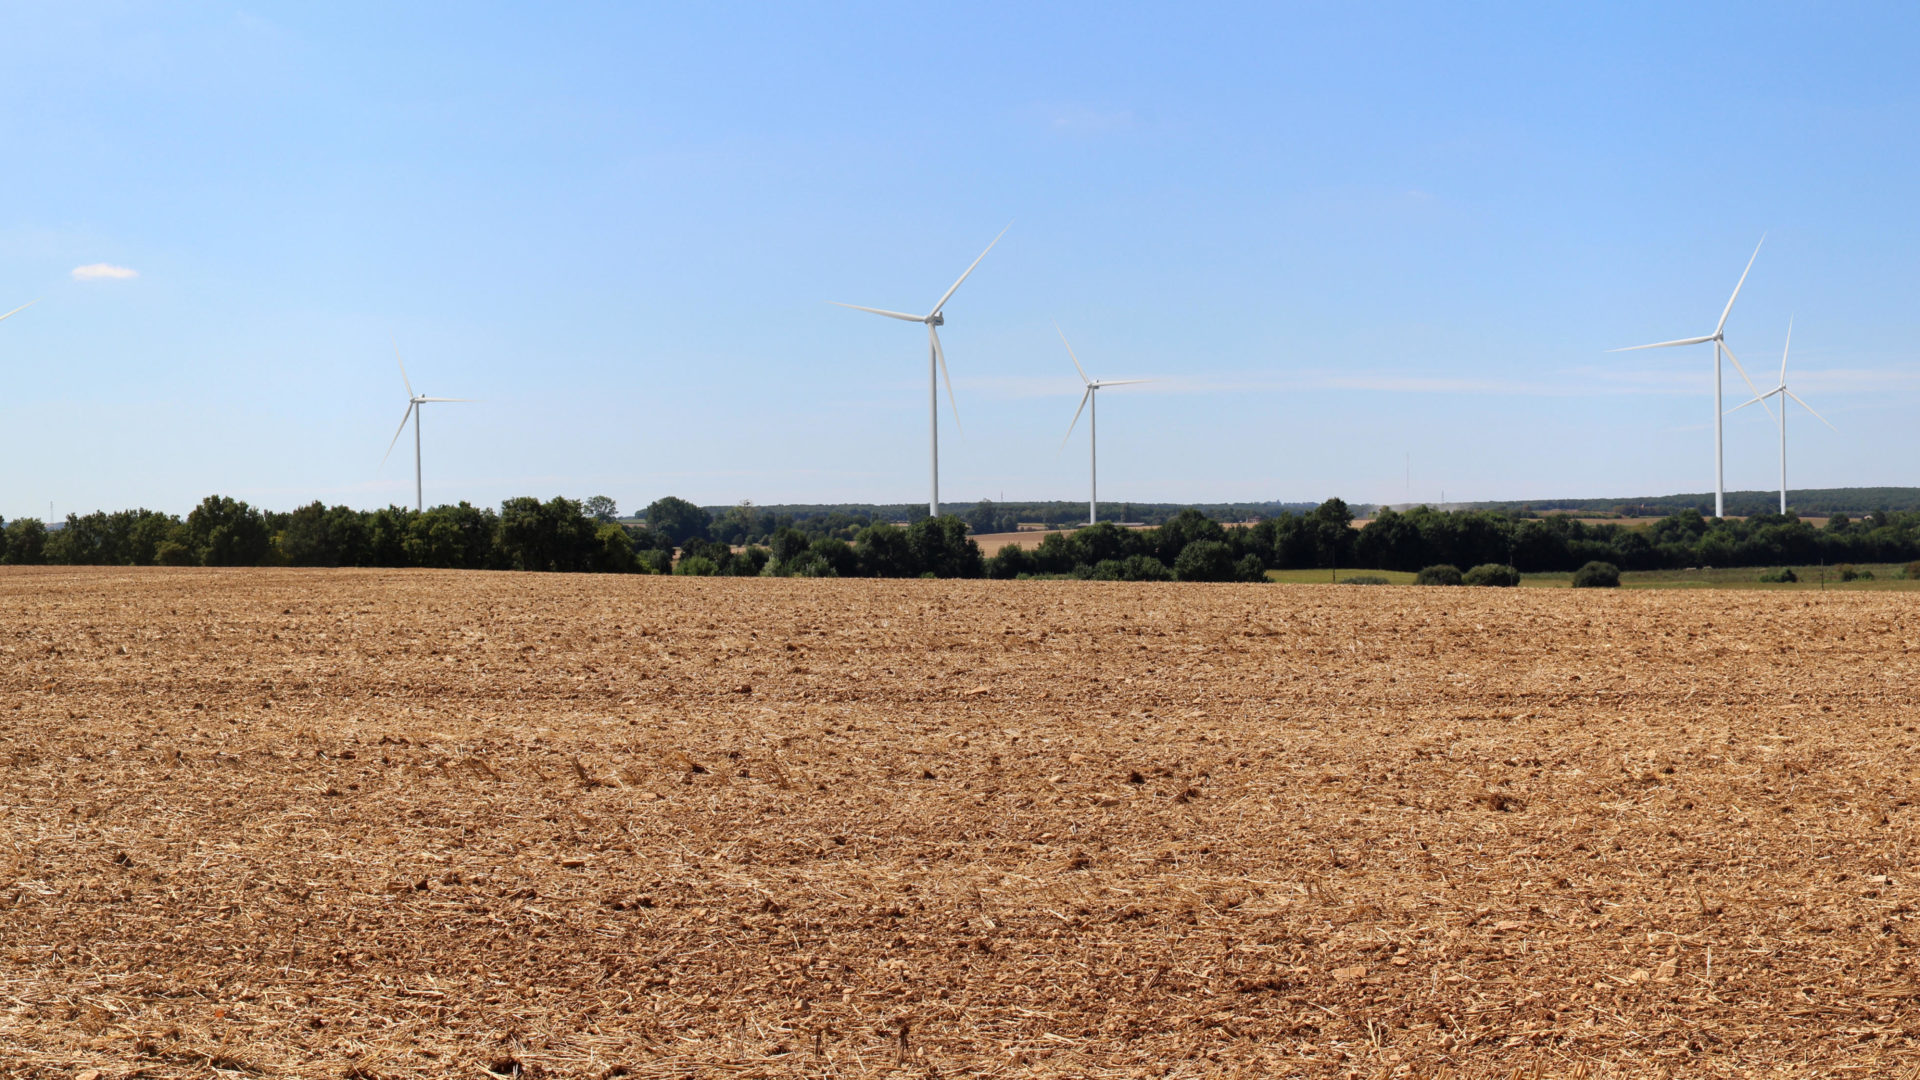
3, 568, 1919, 1078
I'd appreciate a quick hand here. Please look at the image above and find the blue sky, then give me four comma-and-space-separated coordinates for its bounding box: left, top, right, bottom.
4, 3, 1919, 518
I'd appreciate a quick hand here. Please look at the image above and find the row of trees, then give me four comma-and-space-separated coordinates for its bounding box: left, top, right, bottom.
7, 494, 1918, 579
0, 497, 654, 572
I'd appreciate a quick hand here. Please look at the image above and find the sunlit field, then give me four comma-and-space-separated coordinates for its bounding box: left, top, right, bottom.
6, 567, 1920, 1077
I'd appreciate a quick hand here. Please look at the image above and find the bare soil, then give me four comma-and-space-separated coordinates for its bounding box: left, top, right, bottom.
3, 567, 1918, 1077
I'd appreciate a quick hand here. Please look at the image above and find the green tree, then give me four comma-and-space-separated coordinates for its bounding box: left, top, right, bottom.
808, 537, 859, 577
498, 496, 599, 571
2, 518, 47, 564
644, 496, 711, 547
185, 496, 269, 566
856, 522, 916, 577
584, 495, 620, 523
985, 543, 1035, 579
592, 522, 638, 572
1309, 498, 1356, 568
1173, 540, 1236, 582
404, 503, 500, 569
769, 526, 812, 568
906, 515, 982, 578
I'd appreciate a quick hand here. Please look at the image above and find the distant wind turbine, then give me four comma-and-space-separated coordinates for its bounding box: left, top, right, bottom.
382, 341, 472, 512
0, 299, 36, 325
1729, 318, 1835, 516
1611, 237, 1774, 518
832, 226, 1008, 518
1056, 322, 1149, 527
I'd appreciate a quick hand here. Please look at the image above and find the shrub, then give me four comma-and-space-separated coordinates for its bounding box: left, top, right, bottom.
1757, 567, 1798, 584
1342, 574, 1391, 585
1089, 554, 1173, 582
1415, 564, 1463, 586
782, 551, 837, 578
1836, 564, 1859, 582
984, 543, 1034, 580
1463, 563, 1521, 587
1856, 569, 1876, 581
1905, 561, 1920, 581
1571, 560, 1621, 588
674, 555, 718, 576
726, 546, 770, 576
1234, 554, 1268, 583
154, 540, 197, 567
637, 548, 673, 575
1173, 540, 1237, 582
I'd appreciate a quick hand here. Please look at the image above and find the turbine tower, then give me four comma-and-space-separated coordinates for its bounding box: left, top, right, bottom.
1729, 319, 1835, 516
1056, 322, 1149, 527
1612, 237, 1773, 518
382, 341, 472, 512
833, 226, 1008, 518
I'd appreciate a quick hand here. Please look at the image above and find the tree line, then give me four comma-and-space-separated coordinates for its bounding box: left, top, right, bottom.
4, 494, 1916, 579
690, 498, 1328, 546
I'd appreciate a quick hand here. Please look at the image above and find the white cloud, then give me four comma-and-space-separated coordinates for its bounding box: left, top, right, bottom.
72, 263, 138, 281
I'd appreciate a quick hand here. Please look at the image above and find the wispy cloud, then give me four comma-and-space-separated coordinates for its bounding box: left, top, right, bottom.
72, 263, 138, 281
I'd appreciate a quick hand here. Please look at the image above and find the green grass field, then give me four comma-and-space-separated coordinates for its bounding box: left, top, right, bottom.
1267, 563, 1918, 590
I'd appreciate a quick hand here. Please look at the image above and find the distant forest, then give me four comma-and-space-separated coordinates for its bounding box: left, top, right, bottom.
5, 493, 1920, 581
1466, 487, 1920, 517
690, 499, 1330, 542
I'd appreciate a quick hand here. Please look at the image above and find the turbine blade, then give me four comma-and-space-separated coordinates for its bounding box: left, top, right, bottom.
1719, 341, 1773, 419
1715, 234, 1765, 336
829, 301, 925, 322
393, 336, 414, 398
929, 224, 1009, 316
1785, 388, 1837, 431
1062, 387, 1091, 446
1780, 315, 1792, 385
1094, 379, 1152, 387
931, 324, 961, 436
0, 299, 38, 323
419, 397, 474, 402
1608, 335, 1715, 352
1054, 320, 1092, 385
382, 402, 416, 464
1725, 396, 1765, 415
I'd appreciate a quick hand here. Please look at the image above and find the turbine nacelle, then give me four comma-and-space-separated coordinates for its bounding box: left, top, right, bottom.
928, 312, 944, 327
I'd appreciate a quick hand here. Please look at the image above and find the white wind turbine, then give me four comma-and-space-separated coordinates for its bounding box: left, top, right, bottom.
1729, 318, 1835, 516
1612, 237, 1774, 518
1056, 322, 1149, 527
382, 341, 472, 512
833, 226, 1008, 518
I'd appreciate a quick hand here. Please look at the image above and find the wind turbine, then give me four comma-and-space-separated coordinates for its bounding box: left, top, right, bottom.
1729, 318, 1835, 516
833, 226, 1008, 518
1612, 237, 1774, 518
382, 341, 472, 512
1057, 322, 1149, 527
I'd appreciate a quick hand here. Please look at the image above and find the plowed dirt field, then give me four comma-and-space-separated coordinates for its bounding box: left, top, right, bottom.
3, 568, 1918, 1078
